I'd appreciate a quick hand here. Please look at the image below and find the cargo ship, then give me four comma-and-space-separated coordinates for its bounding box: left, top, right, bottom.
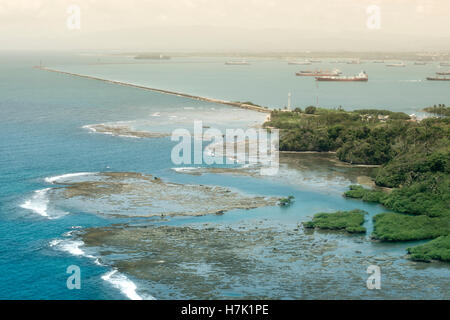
225, 60, 250, 65
426, 76, 450, 81
134, 54, 171, 60
414, 61, 427, 65
386, 62, 406, 67
296, 69, 341, 76
436, 70, 450, 75
315, 71, 368, 82
288, 60, 311, 65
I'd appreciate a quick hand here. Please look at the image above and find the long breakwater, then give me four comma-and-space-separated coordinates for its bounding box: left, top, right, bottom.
35, 66, 271, 113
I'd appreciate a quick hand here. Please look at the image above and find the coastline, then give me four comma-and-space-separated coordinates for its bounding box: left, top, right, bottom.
2, 48, 449, 302
34, 66, 271, 114
280, 151, 381, 168
280, 151, 337, 154
25, 61, 448, 299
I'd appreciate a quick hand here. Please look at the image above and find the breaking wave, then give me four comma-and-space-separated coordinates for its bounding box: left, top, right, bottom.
171, 167, 202, 173
49, 232, 155, 300
20, 188, 68, 219
101, 269, 156, 300
45, 172, 97, 184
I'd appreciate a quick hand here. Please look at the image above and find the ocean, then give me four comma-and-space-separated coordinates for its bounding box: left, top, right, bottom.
0, 52, 449, 299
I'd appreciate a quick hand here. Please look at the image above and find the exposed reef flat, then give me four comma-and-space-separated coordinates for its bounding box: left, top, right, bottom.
50, 172, 277, 217
80, 223, 339, 299
79, 222, 450, 299
173, 153, 376, 191
83, 124, 169, 138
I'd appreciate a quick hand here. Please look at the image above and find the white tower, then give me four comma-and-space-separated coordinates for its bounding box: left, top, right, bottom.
287, 92, 291, 110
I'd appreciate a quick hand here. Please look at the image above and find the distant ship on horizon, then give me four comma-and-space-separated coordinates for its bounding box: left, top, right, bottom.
134, 53, 171, 60
427, 76, 450, 81
386, 62, 406, 67
296, 69, 341, 76
315, 71, 368, 82
288, 60, 311, 65
225, 60, 250, 65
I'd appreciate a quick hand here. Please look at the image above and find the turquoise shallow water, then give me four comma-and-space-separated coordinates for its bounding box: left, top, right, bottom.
0, 53, 449, 299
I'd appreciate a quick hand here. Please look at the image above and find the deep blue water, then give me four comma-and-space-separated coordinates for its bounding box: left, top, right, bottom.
0, 53, 195, 299
0, 53, 448, 299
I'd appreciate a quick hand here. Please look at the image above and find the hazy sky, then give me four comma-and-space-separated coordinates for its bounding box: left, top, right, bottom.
1, 0, 449, 51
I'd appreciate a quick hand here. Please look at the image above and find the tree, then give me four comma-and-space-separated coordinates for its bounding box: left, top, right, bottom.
305, 106, 317, 114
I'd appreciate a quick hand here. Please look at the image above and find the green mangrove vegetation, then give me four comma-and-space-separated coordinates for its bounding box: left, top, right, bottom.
344, 180, 449, 218
278, 195, 295, 207
423, 104, 450, 117
267, 107, 450, 262
407, 236, 450, 262
372, 213, 450, 241
303, 209, 367, 234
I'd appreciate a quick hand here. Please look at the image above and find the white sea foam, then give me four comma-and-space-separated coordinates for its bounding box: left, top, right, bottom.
50, 239, 85, 256
49, 239, 62, 247
49, 238, 103, 265
20, 188, 68, 219
45, 172, 97, 184
82, 124, 115, 136
20, 188, 51, 217
101, 269, 155, 300
63, 230, 75, 237
171, 167, 201, 173
49, 239, 153, 298
116, 134, 141, 139
82, 124, 97, 132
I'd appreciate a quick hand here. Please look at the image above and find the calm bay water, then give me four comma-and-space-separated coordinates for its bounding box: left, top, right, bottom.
0, 53, 448, 299
52, 55, 450, 115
